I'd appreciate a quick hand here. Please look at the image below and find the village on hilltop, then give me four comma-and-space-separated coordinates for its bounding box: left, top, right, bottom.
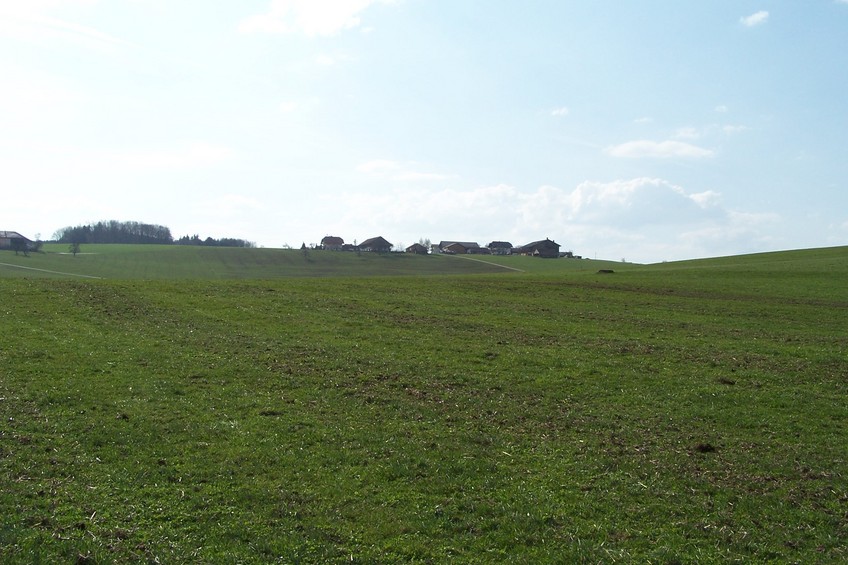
2, 229, 581, 259
317, 236, 580, 259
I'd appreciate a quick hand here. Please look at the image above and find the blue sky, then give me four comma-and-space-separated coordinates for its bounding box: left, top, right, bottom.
2, 0, 847, 262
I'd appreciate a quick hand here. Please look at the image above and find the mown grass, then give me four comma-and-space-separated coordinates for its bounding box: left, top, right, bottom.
0, 246, 846, 562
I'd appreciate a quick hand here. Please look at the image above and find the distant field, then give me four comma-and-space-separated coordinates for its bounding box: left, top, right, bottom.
1, 245, 845, 562
1, 244, 625, 280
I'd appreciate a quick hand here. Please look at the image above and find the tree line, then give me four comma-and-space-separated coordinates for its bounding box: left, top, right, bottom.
53, 221, 254, 248
54, 221, 173, 244
176, 235, 256, 248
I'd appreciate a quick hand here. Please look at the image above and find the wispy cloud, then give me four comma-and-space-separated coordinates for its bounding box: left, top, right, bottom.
105, 143, 235, 171
673, 124, 749, 140
357, 159, 402, 174
740, 11, 769, 27
192, 194, 263, 219
606, 140, 715, 159
279, 101, 298, 113
551, 106, 570, 117
357, 159, 455, 182
40, 142, 236, 174
674, 127, 700, 140
0, 2, 131, 48
239, 0, 396, 36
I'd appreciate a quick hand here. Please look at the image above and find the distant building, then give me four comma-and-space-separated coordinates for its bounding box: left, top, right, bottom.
320, 236, 345, 251
487, 241, 513, 255
0, 231, 33, 251
437, 241, 483, 254
515, 238, 560, 258
405, 243, 429, 255
359, 236, 393, 253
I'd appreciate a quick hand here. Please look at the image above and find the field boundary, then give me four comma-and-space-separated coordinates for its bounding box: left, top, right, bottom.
0, 261, 104, 279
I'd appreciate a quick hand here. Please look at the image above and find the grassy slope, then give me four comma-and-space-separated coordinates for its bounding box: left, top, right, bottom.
0, 246, 845, 562
0, 245, 514, 279
1, 244, 629, 280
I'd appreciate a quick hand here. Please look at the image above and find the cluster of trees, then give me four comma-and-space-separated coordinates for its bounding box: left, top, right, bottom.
54, 221, 173, 245
52, 220, 254, 248
176, 235, 255, 248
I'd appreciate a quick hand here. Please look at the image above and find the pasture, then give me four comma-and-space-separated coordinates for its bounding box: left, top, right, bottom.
1, 245, 846, 562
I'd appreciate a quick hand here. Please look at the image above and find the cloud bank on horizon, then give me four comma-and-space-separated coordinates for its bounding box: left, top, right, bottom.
2, 0, 847, 263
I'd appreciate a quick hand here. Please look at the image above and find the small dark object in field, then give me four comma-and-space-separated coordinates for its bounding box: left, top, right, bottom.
695, 443, 716, 453
717, 377, 736, 385
597, 269, 615, 274
116, 412, 130, 420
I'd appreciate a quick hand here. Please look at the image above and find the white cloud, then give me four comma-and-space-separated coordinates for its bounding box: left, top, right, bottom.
606, 140, 715, 159
715, 105, 728, 113
239, 0, 396, 36
741, 11, 769, 27
319, 177, 773, 262
555, 178, 721, 226
551, 106, 570, 117
674, 127, 700, 140
689, 190, 721, 207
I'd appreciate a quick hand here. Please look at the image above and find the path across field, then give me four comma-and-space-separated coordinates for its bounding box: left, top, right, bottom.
0, 262, 103, 279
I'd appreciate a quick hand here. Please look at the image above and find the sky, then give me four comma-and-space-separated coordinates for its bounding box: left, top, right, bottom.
2, 0, 847, 263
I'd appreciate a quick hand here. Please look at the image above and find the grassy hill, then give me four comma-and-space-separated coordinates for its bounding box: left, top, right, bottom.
0, 245, 845, 562
1, 244, 626, 280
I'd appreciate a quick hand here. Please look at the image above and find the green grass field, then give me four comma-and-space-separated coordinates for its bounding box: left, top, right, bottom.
0, 244, 625, 280
1, 245, 846, 562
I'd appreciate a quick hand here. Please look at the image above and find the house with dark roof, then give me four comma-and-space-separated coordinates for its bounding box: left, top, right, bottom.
320, 236, 345, 251
487, 241, 513, 255
515, 238, 560, 258
359, 236, 393, 253
405, 243, 428, 255
0, 231, 33, 253
437, 241, 484, 254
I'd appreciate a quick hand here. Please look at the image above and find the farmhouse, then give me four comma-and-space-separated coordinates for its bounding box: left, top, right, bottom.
487, 241, 513, 255
0, 231, 33, 252
515, 238, 560, 258
359, 236, 393, 253
320, 236, 344, 251
405, 243, 428, 255
437, 241, 486, 255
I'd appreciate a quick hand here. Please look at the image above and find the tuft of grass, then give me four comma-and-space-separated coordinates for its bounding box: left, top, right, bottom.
0, 246, 846, 562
